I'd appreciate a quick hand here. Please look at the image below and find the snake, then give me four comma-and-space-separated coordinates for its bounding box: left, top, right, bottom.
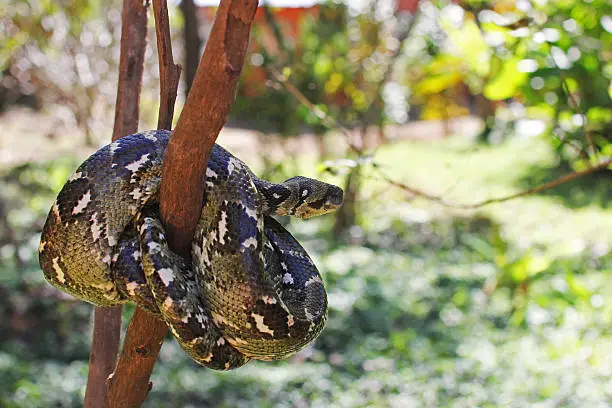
38, 129, 343, 370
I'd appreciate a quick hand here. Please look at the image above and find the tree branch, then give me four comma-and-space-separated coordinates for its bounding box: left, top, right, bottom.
111, 0, 150, 141
268, 27, 610, 211
553, 54, 596, 160
382, 157, 611, 209
153, 0, 182, 130
272, 71, 361, 153
84, 0, 149, 407
105, 0, 258, 406
105, 308, 167, 407
84, 308, 123, 408
159, 0, 258, 257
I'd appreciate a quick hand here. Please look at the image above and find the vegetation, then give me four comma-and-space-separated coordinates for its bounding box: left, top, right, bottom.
1, 0, 610, 406
2, 134, 611, 407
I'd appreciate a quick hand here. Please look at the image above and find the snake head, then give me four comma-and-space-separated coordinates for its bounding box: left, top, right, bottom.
281, 176, 344, 219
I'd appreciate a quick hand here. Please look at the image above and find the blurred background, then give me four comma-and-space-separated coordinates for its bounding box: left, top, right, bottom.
1, 0, 611, 406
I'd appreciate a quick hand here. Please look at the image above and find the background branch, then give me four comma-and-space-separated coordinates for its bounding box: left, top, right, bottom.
153, 0, 182, 130
84, 0, 149, 406
553, 56, 596, 159
382, 157, 611, 209
179, 0, 202, 94
274, 57, 611, 211
272, 71, 360, 153
111, 0, 150, 141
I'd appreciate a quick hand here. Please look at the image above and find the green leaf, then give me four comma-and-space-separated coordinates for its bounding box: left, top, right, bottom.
484, 57, 528, 100
566, 274, 591, 299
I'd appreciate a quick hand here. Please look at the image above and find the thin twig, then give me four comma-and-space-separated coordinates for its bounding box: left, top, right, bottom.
528, 15, 593, 162
270, 5, 609, 211
381, 157, 611, 209
272, 71, 361, 153
276, 43, 611, 212
557, 65, 596, 159
550, 124, 592, 162
153, 0, 182, 130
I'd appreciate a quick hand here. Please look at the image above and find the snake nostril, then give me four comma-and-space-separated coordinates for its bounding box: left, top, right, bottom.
326, 188, 344, 207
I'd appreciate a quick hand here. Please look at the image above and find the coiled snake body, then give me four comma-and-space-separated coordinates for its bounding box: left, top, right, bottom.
38, 130, 343, 370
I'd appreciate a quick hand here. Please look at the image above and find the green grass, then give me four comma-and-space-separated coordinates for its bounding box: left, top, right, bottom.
371, 135, 612, 250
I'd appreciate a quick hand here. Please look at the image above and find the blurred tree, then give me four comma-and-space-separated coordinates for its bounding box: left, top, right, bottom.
406, 0, 611, 166
233, 1, 420, 235
179, 0, 202, 94
1, 0, 125, 145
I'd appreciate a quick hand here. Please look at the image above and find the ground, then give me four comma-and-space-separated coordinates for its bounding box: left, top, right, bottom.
1, 107, 610, 407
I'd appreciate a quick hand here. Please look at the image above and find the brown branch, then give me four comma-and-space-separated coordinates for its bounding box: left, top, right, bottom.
382, 157, 612, 209
111, 0, 150, 140
463, 158, 611, 208
273, 31, 610, 213
153, 0, 182, 130
84, 1, 149, 407
85, 307, 123, 408
380, 174, 458, 207
159, 0, 258, 257
105, 0, 258, 406
551, 124, 591, 162
271, 16, 610, 212
105, 308, 167, 407
564, 86, 592, 151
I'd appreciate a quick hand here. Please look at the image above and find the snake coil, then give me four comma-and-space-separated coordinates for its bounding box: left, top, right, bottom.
38, 130, 343, 370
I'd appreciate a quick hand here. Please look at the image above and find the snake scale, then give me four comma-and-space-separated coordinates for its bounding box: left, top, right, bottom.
38, 130, 343, 370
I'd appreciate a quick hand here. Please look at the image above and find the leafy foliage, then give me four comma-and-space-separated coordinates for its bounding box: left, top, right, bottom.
405, 0, 611, 162
1, 0, 611, 406
1, 136, 611, 407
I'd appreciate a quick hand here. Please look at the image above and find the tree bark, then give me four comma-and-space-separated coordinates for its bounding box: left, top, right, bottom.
105, 0, 259, 406
84, 1, 149, 407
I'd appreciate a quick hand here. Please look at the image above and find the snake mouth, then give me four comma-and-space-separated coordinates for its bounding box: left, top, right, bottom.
324, 198, 343, 209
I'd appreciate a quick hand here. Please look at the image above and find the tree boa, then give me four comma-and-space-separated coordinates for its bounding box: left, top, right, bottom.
38, 130, 343, 370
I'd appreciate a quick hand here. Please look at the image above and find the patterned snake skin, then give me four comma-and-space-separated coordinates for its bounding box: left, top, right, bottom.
38, 130, 343, 370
